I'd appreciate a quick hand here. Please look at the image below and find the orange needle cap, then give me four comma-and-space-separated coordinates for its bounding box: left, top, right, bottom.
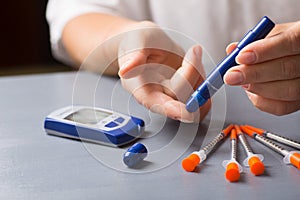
230, 128, 237, 140
222, 124, 234, 137
240, 126, 256, 138
244, 125, 264, 135
234, 125, 243, 135
182, 154, 200, 172
290, 152, 300, 170
248, 156, 265, 175
225, 162, 240, 182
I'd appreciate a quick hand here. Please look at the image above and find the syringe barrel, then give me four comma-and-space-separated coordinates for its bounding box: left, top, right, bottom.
202, 133, 226, 155
200, 124, 233, 156
265, 132, 300, 150
238, 133, 254, 156
231, 139, 237, 160
244, 124, 300, 150
254, 134, 289, 157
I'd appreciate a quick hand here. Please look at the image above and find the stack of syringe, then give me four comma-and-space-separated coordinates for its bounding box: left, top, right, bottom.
182, 123, 300, 183
240, 125, 300, 170
221, 125, 265, 182
182, 124, 234, 172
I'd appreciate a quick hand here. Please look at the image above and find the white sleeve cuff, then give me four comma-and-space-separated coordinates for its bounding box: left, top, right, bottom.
46, 0, 121, 66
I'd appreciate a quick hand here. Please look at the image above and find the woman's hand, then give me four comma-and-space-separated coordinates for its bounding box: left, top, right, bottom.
118, 22, 210, 122
224, 21, 300, 115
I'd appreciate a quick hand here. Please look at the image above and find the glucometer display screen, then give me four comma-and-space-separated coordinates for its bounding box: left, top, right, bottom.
65, 109, 111, 125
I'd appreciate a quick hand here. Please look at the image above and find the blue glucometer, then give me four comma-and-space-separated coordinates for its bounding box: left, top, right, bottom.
186, 16, 275, 112
44, 106, 145, 147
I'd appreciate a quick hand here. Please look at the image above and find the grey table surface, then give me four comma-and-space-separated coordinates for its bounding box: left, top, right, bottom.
0, 71, 299, 200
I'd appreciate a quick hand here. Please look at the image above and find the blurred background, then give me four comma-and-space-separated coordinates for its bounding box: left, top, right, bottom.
0, 1, 72, 76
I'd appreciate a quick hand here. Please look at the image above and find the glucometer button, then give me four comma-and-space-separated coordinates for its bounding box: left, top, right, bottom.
115, 117, 125, 123
105, 121, 118, 128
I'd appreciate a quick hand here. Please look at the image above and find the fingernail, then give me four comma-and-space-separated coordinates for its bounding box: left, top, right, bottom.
237, 51, 256, 64
193, 46, 202, 57
174, 116, 194, 123
119, 60, 132, 77
242, 84, 249, 90
224, 70, 244, 85
180, 118, 194, 123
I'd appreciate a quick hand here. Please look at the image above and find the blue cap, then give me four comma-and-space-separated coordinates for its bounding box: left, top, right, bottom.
123, 143, 148, 167
252, 16, 275, 39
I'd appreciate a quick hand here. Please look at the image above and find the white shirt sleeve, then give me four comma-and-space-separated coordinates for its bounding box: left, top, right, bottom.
47, 0, 300, 67
46, 0, 150, 65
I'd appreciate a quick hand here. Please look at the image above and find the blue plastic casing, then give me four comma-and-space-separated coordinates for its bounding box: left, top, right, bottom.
123, 143, 148, 167
186, 16, 275, 112
44, 106, 145, 147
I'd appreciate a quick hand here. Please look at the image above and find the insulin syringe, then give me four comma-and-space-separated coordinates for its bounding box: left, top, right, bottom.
235, 125, 265, 176
244, 124, 300, 150
222, 127, 243, 182
241, 126, 300, 170
182, 124, 234, 172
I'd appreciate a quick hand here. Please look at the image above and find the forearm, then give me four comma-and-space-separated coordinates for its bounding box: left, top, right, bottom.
62, 13, 139, 75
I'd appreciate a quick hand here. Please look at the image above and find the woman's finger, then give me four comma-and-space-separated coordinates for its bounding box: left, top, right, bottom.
224, 54, 300, 85
226, 42, 238, 55
245, 91, 300, 115
118, 49, 148, 78
236, 21, 300, 65
163, 45, 206, 102
245, 78, 300, 101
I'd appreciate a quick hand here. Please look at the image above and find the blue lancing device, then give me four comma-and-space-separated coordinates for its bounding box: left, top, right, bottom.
186, 16, 275, 112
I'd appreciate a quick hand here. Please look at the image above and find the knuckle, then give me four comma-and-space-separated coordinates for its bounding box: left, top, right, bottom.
279, 80, 300, 101
245, 67, 261, 83
250, 94, 288, 116
272, 103, 283, 115
257, 101, 286, 116
282, 58, 298, 79
252, 69, 261, 82
287, 81, 300, 100
273, 104, 290, 116
286, 29, 300, 53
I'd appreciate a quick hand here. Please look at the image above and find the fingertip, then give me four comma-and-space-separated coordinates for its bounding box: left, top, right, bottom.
192, 45, 203, 58
223, 71, 230, 84
223, 68, 244, 85
236, 51, 257, 64
164, 101, 196, 123
226, 42, 238, 55
183, 45, 203, 69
